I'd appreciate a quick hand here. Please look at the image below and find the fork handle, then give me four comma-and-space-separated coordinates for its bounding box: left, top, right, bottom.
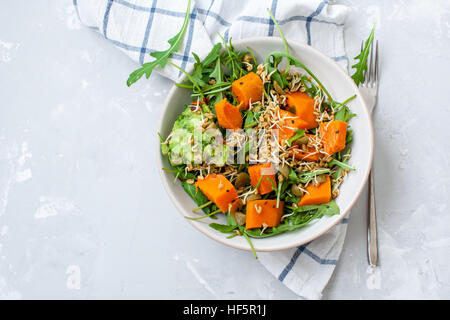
368, 169, 378, 266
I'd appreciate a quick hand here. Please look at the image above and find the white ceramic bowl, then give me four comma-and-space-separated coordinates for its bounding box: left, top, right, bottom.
157, 37, 373, 252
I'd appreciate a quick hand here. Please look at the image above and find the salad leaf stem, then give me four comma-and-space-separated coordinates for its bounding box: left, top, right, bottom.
174, 83, 193, 89
192, 201, 213, 212
286, 129, 305, 147
267, 8, 290, 70
242, 230, 258, 259
167, 60, 204, 98
329, 159, 355, 171
341, 94, 357, 106
191, 85, 231, 97
185, 209, 221, 220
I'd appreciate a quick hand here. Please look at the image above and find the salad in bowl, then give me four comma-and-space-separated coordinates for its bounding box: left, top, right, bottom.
128, 6, 373, 256
158, 38, 357, 256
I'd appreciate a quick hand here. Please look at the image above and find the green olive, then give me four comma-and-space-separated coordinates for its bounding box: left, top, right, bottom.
242, 54, 253, 64
235, 172, 250, 189
246, 193, 261, 202
294, 135, 309, 145
312, 174, 327, 186
234, 211, 246, 226
290, 184, 304, 197
206, 122, 217, 130
273, 81, 285, 95
278, 164, 290, 178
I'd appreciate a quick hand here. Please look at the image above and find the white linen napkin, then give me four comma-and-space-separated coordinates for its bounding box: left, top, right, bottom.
74, 0, 350, 300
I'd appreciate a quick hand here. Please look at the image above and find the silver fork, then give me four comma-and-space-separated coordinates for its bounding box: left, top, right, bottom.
358, 40, 379, 267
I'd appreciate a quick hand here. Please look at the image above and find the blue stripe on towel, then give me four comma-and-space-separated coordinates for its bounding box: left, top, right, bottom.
197, 8, 231, 27
278, 244, 309, 282
268, 0, 278, 36
278, 241, 337, 282
201, 0, 216, 25
103, 0, 114, 39
139, 0, 158, 65
179, 5, 198, 77
303, 247, 337, 265
306, 0, 328, 45
109, 39, 195, 63
223, 28, 229, 43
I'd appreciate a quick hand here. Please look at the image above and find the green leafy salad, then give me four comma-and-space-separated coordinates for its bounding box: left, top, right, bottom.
127, 0, 375, 257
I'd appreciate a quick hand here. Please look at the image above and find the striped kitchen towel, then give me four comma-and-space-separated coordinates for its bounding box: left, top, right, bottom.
74, 0, 349, 300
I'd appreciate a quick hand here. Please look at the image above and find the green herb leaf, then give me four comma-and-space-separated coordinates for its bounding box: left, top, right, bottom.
351, 26, 376, 86
126, 0, 191, 86
219, 35, 248, 81
334, 105, 356, 122
209, 57, 224, 101
297, 169, 330, 184
226, 212, 238, 227
293, 200, 340, 216
209, 223, 238, 233
286, 129, 305, 147
181, 180, 213, 214
201, 43, 222, 67
331, 154, 351, 181
244, 110, 261, 129
345, 129, 353, 145
329, 159, 355, 171
288, 168, 299, 183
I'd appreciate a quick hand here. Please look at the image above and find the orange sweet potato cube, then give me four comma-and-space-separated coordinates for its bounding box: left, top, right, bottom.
248, 163, 277, 195
297, 175, 331, 206
286, 91, 318, 129
195, 174, 241, 213
245, 199, 284, 229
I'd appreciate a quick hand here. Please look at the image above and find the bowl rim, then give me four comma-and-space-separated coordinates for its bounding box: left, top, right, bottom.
156, 36, 374, 252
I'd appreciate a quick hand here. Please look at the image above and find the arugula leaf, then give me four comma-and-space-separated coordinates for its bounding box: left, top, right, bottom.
345, 129, 353, 145
287, 168, 299, 183
188, 43, 223, 89
331, 148, 352, 179
334, 105, 356, 122
181, 180, 213, 214
209, 223, 237, 233
297, 169, 330, 184
167, 61, 204, 98
293, 200, 340, 216
226, 212, 238, 226
329, 158, 355, 171
244, 110, 261, 129
126, 0, 191, 86
284, 193, 300, 204
189, 58, 207, 88
351, 26, 376, 86
201, 43, 222, 67
219, 35, 247, 81
209, 57, 224, 101
265, 52, 333, 100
